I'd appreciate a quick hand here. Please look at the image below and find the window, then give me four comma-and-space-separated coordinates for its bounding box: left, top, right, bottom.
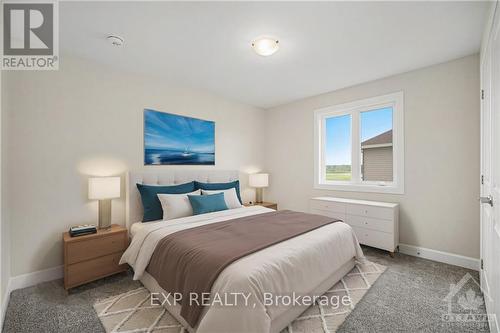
325, 114, 352, 181
361, 107, 393, 182
314, 92, 404, 194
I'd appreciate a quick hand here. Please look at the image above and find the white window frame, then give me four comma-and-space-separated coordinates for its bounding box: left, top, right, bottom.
314, 91, 404, 194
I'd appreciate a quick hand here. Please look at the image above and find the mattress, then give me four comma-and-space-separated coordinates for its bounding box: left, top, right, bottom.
130, 221, 145, 238
140, 258, 356, 333
121, 206, 365, 333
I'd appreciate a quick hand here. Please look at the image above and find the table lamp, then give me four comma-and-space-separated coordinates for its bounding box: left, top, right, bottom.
249, 173, 269, 203
88, 177, 120, 229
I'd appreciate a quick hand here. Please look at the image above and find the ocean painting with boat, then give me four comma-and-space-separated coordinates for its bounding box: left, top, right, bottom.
144, 109, 215, 165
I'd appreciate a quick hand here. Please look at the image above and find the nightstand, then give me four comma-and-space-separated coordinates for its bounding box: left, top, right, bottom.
245, 202, 278, 210
63, 224, 128, 290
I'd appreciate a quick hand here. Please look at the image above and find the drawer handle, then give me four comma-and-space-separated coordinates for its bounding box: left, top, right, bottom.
364, 221, 368, 225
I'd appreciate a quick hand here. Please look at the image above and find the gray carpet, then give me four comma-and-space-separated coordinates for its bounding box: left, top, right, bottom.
2, 246, 489, 333
338, 247, 489, 332
3, 272, 141, 333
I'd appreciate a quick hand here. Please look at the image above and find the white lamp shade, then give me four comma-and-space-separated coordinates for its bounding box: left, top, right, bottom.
249, 173, 269, 188
88, 177, 121, 200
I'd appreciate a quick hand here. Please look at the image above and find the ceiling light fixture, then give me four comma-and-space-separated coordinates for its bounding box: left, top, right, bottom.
252, 37, 279, 56
107, 35, 124, 47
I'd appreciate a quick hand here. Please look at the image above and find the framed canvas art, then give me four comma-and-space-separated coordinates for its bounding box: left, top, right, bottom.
144, 109, 215, 165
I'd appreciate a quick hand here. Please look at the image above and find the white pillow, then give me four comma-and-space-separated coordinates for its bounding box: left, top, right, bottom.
201, 188, 242, 209
157, 190, 201, 220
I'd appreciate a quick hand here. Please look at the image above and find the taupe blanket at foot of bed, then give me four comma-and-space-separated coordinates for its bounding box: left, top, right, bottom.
147, 210, 341, 327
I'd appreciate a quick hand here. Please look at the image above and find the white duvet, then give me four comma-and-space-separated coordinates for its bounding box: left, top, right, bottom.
121, 206, 365, 333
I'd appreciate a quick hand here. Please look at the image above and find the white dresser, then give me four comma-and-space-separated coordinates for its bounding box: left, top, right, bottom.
310, 197, 399, 255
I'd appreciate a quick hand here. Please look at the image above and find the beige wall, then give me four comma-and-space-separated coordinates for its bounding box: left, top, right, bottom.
2, 55, 266, 276
265, 54, 480, 258
0, 52, 481, 278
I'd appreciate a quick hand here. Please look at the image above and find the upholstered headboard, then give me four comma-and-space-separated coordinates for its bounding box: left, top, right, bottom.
126, 169, 239, 229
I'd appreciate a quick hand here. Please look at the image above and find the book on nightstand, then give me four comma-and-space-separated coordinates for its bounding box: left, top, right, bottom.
69, 224, 97, 237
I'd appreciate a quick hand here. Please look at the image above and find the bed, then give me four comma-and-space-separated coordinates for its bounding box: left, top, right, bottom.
121, 170, 364, 333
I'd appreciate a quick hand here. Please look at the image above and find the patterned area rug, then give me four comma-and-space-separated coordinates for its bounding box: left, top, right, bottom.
94, 261, 386, 333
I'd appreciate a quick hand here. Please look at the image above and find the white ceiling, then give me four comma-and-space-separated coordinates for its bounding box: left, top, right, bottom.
60, 1, 490, 109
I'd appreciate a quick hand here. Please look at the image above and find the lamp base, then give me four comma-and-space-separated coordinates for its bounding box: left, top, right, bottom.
98, 199, 112, 229
255, 188, 264, 203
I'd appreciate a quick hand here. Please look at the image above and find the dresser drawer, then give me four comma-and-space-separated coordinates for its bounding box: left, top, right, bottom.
66, 233, 127, 264
310, 200, 346, 214
310, 209, 346, 221
346, 204, 393, 220
66, 252, 126, 287
345, 214, 394, 233
351, 226, 395, 251
311, 197, 398, 254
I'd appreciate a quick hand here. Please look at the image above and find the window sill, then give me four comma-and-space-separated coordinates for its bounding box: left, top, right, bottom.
314, 182, 404, 194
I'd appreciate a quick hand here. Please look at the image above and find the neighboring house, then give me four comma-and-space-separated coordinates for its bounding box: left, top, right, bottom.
361, 129, 393, 181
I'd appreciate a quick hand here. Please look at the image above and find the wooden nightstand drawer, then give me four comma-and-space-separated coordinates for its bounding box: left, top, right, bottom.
63, 224, 129, 289
66, 232, 127, 264
263, 203, 277, 210
66, 252, 126, 288
244, 202, 278, 210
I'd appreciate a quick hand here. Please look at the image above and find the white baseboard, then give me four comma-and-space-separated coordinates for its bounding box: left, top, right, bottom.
0, 266, 64, 330
8, 265, 63, 292
1, 278, 11, 328
398, 243, 480, 271
0, 265, 63, 327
